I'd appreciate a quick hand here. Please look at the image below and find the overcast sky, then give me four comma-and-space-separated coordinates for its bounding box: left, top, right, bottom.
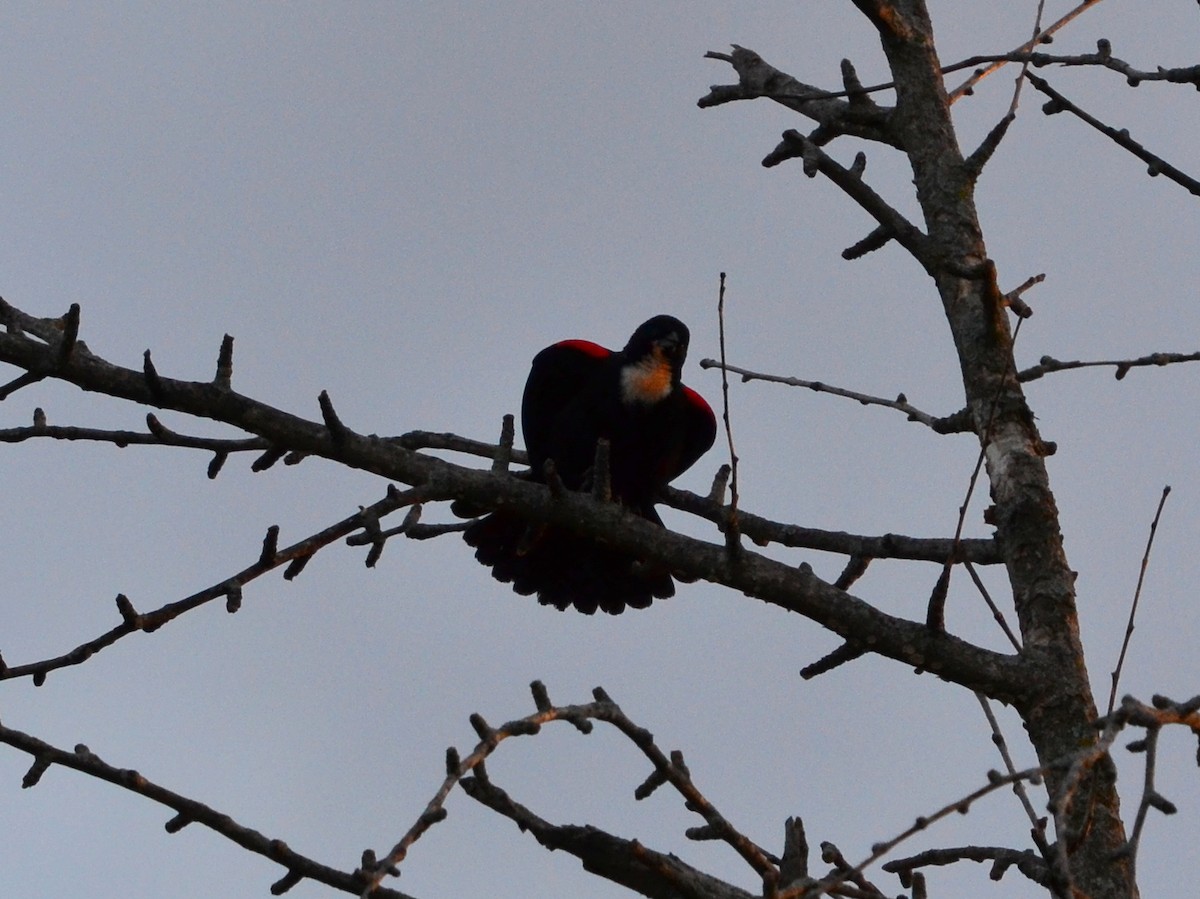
3, 3, 1199, 898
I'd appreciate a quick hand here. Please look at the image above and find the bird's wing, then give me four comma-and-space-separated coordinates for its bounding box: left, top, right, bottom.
669, 385, 718, 481
520, 339, 611, 471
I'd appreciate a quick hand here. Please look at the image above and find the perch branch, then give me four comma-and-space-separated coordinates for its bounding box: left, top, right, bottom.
0, 298, 1027, 701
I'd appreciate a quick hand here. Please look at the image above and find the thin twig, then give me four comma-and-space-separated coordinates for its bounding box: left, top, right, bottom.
974, 692, 1063, 893
0, 722, 411, 899
363, 683, 778, 893
962, 0, 1046, 179
0, 420, 270, 454
1010, 0, 1044, 115
948, 0, 1107, 102
716, 272, 742, 557
698, 359, 958, 432
962, 561, 1021, 652
0, 486, 436, 683
1107, 485, 1171, 715
789, 694, 1200, 899
1019, 350, 1200, 382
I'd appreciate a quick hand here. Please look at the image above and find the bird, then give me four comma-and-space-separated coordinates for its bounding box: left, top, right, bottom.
464, 314, 716, 614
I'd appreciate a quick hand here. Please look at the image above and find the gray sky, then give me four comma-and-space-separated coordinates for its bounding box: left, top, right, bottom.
3, 3, 1199, 897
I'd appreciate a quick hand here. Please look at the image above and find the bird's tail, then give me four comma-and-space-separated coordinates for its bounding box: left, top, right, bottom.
464, 512, 673, 614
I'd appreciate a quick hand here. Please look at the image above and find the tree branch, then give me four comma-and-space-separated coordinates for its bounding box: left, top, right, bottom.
1028, 72, 1200, 197
362, 682, 768, 897
759, 129, 937, 274
462, 777, 756, 899
0, 299, 1026, 700
1018, 349, 1200, 382
0, 720, 411, 898
0, 485, 435, 683
698, 358, 964, 432
699, 45, 898, 147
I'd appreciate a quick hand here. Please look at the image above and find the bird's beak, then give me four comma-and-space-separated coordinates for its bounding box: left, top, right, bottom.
655, 332, 685, 364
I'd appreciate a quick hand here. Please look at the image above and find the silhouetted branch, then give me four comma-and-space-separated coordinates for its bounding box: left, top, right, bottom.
800, 641, 866, 680
699, 45, 898, 147
947, 0, 1105, 101
961, 11, 1050, 183
715, 272, 742, 558
663, 485, 1001, 565
761, 130, 937, 274
463, 776, 755, 899
885, 845, 1050, 889
954, 42, 1200, 93
1107, 486, 1171, 715
213, 334, 234, 390
0, 485, 436, 683
1028, 72, 1200, 197
698, 359, 959, 432
973, 692, 1059, 890
0, 414, 270, 455
700, 3, 1105, 115
1018, 350, 1200, 382
0, 297, 1027, 700
0, 721, 413, 899
361, 682, 769, 896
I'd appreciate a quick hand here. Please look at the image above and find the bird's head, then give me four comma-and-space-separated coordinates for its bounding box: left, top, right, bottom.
620, 315, 691, 405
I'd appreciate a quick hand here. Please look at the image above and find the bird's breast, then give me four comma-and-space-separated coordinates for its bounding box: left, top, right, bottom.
619, 351, 674, 405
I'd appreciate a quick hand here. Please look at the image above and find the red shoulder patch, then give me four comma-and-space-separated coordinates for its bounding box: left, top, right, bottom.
555, 339, 611, 359
683, 386, 716, 423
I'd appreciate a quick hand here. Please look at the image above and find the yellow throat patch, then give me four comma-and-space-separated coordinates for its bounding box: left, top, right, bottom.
621, 347, 674, 404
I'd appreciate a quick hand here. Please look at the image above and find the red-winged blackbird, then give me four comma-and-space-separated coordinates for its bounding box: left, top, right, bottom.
465, 315, 717, 614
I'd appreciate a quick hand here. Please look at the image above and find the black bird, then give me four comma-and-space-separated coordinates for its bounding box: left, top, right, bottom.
465, 315, 716, 613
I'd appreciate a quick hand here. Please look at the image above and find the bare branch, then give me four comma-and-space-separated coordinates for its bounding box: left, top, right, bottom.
0, 418, 270, 454
974, 692, 1060, 890
885, 845, 1050, 889
962, 0, 1045, 187
0, 721, 413, 899
1028, 72, 1200, 197
663, 484, 1001, 565
760, 130, 937, 274
715, 272, 742, 558
213, 334, 234, 390
799, 641, 866, 680
947, 0, 1106, 101
699, 45, 898, 147
700, 4, 1107, 114
786, 720, 1147, 899
1107, 486, 1171, 715
0, 298, 1027, 699
0, 486, 435, 683
362, 684, 769, 896
1018, 349, 1200, 382
698, 358, 957, 432
954, 43, 1200, 92
462, 776, 755, 899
